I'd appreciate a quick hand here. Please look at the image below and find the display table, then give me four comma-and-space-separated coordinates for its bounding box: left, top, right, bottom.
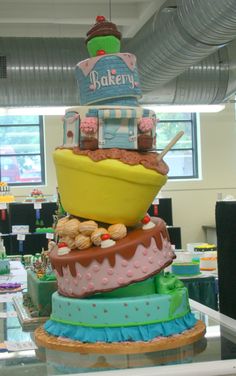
180, 274, 218, 310
0, 201, 57, 254
0, 263, 236, 375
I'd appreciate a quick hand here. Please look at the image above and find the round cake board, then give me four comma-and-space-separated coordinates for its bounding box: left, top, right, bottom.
35, 320, 206, 355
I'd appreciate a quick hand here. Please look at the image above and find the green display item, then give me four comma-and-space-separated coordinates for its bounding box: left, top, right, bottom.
35, 227, 55, 233
27, 270, 57, 316
87, 35, 121, 57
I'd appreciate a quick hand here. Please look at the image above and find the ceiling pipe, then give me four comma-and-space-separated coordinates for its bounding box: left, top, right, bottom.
1, 0, 236, 106
126, 0, 236, 93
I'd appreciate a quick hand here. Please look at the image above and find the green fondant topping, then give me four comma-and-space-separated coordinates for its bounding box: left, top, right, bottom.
87, 35, 121, 57
155, 272, 184, 294
50, 308, 190, 329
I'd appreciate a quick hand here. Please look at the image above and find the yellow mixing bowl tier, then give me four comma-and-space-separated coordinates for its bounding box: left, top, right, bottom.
53, 149, 167, 226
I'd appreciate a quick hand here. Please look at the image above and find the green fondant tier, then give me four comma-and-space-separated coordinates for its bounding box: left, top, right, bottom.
50, 286, 190, 328
97, 277, 156, 298
27, 270, 57, 315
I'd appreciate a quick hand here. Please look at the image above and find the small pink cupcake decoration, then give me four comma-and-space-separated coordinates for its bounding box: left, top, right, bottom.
80, 117, 98, 135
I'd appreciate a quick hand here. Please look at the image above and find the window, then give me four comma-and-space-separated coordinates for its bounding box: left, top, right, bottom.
0, 115, 45, 185
156, 113, 198, 179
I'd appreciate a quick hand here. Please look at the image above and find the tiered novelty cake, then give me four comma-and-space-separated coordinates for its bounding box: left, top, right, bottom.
36, 16, 205, 352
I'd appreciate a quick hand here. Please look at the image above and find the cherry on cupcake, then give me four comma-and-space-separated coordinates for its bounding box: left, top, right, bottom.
96, 49, 106, 56
101, 233, 111, 241
96, 15, 106, 23
141, 215, 151, 224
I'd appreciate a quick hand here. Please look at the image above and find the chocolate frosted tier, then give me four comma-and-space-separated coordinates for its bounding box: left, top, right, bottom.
73, 147, 169, 175
86, 20, 122, 43
49, 218, 175, 297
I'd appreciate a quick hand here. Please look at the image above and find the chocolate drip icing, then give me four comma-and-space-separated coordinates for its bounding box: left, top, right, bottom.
50, 218, 172, 278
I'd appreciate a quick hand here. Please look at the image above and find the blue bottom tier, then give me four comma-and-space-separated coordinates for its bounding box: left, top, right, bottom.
44, 312, 197, 343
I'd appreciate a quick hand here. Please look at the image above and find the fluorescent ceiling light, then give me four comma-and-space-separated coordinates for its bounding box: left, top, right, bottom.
0, 107, 67, 115
0, 104, 226, 116
143, 104, 225, 113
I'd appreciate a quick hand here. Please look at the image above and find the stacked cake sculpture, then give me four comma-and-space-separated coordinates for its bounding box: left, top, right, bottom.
36, 16, 205, 352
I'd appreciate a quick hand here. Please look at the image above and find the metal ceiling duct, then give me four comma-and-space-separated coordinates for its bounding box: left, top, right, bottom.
126, 0, 236, 93
0, 0, 236, 106
0, 38, 87, 106
141, 44, 232, 104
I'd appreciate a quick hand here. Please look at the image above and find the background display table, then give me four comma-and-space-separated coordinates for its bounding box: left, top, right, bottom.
0, 263, 235, 375
180, 274, 218, 311
0, 202, 57, 254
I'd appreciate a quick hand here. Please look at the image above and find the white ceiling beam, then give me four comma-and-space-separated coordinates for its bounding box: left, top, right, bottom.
0, 0, 164, 38
0, 3, 139, 22
0, 24, 91, 38
124, 0, 166, 37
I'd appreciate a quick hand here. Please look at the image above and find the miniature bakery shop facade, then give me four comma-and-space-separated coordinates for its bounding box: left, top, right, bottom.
63, 107, 156, 151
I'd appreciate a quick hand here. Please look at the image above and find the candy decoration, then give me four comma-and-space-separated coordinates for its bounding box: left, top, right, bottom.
141, 215, 156, 230
57, 242, 71, 256
58, 242, 68, 248
101, 234, 111, 241
96, 49, 106, 56
96, 15, 106, 23
141, 215, 151, 224
101, 233, 116, 249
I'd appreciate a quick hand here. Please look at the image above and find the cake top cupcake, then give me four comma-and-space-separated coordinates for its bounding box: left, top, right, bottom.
86, 15, 122, 42
86, 16, 122, 57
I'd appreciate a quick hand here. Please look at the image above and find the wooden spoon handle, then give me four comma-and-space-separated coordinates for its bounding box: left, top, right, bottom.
157, 131, 184, 162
